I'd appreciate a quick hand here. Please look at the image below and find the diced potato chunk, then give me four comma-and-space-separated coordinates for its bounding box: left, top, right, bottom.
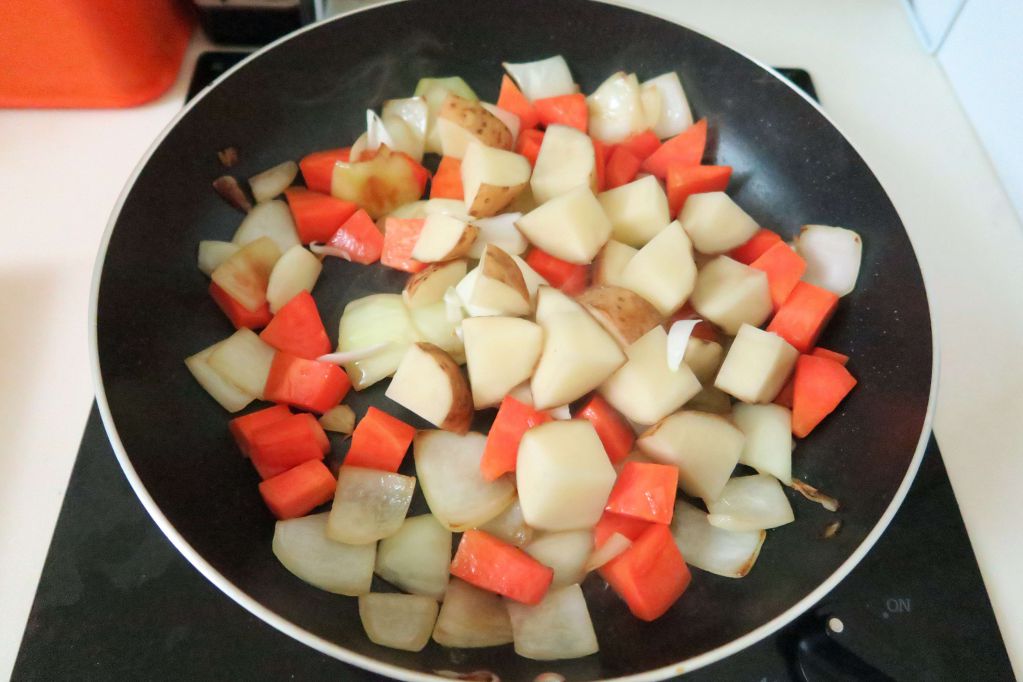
455, 245, 532, 317
506, 584, 600, 660
516, 421, 617, 531
404, 260, 468, 308
326, 467, 416, 545
433, 578, 514, 648
359, 593, 439, 652
678, 191, 758, 254
619, 220, 697, 315
515, 185, 612, 264
600, 327, 702, 425
530, 124, 596, 204
732, 403, 793, 484
411, 214, 476, 262
593, 239, 637, 287
598, 175, 671, 247
714, 324, 798, 403
637, 411, 745, 500
375, 514, 452, 600
524, 530, 593, 588
272, 512, 375, 595
462, 316, 544, 408
461, 142, 531, 217
385, 343, 472, 433
684, 337, 725, 385
689, 256, 771, 335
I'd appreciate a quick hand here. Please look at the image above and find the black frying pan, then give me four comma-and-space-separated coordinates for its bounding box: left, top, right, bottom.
92, 1, 935, 679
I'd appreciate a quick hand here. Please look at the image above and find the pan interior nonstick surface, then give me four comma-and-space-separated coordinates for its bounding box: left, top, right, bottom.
95, 1, 933, 679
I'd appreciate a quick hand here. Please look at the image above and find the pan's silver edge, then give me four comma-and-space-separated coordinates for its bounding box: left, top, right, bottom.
88, 1, 939, 680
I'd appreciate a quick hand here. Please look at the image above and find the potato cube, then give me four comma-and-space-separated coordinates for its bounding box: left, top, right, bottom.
515, 185, 612, 264
678, 191, 759, 254
598, 175, 671, 247
462, 316, 544, 408
637, 411, 745, 500
592, 239, 637, 287
684, 337, 725, 384
600, 327, 702, 425
714, 324, 798, 403
689, 256, 772, 335
516, 421, 618, 531
530, 124, 596, 204
618, 220, 697, 315
460, 142, 531, 218
530, 308, 625, 409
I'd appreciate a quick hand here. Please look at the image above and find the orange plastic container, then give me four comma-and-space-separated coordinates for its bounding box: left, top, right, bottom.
0, 0, 194, 108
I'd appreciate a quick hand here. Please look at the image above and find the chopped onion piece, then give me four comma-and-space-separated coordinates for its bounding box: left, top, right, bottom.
319, 404, 356, 434
666, 319, 701, 371
795, 225, 862, 297
337, 294, 419, 389
308, 241, 352, 260
318, 342, 392, 365
326, 467, 416, 545
206, 328, 275, 399
732, 403, 793, 484
433, 578, 513, 648
502, 56, 576, 101
366, 109, 395, 153
586, 71, 647, 143
706, 474, 795, 531
506, 584, 599, 660
481, 102, 521, 145
184, 340, 255, 413
790, 478, 841, 512
640, 84, 662, 129
468, 213, 528, 259
382, 115, 425, 162
523, 530, 591, 588
232, 199, 301, 253
583, 532, 631, 571
641, 72, 693, 139
350, 132, 369, 163
359, 593, 439, 653
266, 244, 322, 313
376, 514, 452, 600
382, 96, 429, 139
670, 500, 765, 578
410, 302, 465, 363
272, 512, 375, 595
479, 498, 534, 547
248, 160, 298, 203
197, 240, 239, 276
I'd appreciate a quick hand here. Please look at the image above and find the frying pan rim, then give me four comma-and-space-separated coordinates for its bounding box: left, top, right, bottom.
87, 0, 939, 678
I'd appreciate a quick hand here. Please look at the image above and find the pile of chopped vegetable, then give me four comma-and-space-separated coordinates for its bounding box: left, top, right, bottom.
185, 54, 863, 660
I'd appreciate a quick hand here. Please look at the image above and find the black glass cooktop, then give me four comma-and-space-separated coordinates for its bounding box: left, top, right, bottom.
11, 57, 1014, 681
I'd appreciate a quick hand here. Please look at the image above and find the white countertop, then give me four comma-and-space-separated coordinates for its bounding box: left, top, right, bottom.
2, 1, 1021, 678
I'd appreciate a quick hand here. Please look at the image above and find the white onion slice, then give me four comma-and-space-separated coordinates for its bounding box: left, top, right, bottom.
197, 240, 240, 277
502, 56, 576, 101
666, 319, 701, 371
481, 102, 521, 145
640, 84, 662, 129
410, 301, 465, 362
266, 244, 322, 313
732, 403, 793, 484
326, 466, 416, 544
367, 110, 395, 152
248, 160, 298, 203
583, 532, 630, 571
706, 474, 795, 531
586, 71, 647, 143
206, 328, 275, 399
272, 512, 375, 595
795, 225, 862, 297
506, 584, 599, 660
670, 500, 765, 578
375, 514, 452, 600
479, 498, 533, 547
433, 578, 513, 648
319, 404, 356, 434
641, 72, 694, 139
382, 115, 425, 163
317, 342, 392, 365
468, 212, 527, 259
359, 593, 439, 653
414, 431, 516, 531
523, 530, 591, 588
184, 341, 255, 413
382, 96, 429, 139
337, 293, 419, 389
308, 241, 352, 261
349, 132, 369, 164
232, 199, 301, 253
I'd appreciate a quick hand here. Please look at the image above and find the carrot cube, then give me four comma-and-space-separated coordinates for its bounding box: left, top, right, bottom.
264, 351, 351, 414
604, 462, 678, 524
480, 396, 552, 481
766, 281, 839, 352
259, 290, 332, 360
750, 242, 807, 309
209, 281, 272, 330
258, 459, 336, 519
450, 530, 554, 605
574, 395, 634, 464
599, 524, 691, 621
344, 407, 416, 472
791, 354, 857, 437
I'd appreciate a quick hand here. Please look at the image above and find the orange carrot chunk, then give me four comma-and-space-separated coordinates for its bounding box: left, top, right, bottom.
258, 459, 336, 520
450, 530, 554, 605
604, 462, 679, 525
810, 347, 849, 365
618, 129, 661, 161
766, 281, 839, 353
249, 413, 327, 471
480, 396, 552, 481
299, 148, 350, 194
591, 137, 611, 192
533, 93, 588, 132
599, 524, 691, 621
525, 248, 588, 296
209, 281, 272, 330
264, 351, 351, 414
791, 354, 857, 438
430, 156, 463, 200
641, 119, 707, 179
259, 291, 332, 360
605, 146, 642, 189
516, 129, 544, 167
344, 406, 416, 472
574, 394, 634, 464
326, 208, 385, 265
666, 164, 732, 216
229, 404, 292, 457
284, 187, 359, 244
730, 228, 783, 265
750, 241, 807, 310
380, 217, 426, 273
593, 510, 652, 548
497, 75, 539, 131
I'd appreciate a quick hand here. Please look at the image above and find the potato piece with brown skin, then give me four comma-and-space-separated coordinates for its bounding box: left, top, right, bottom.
385, 342, 473, 434
470, 182, 528, 218
411, 215, 478, 262
461, 142, 531, 218
577, 285, 663, 348
479, 244, 530, 313
438, 94, 513, 150
403, 259, 468, 308
592, 240, 636, 287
